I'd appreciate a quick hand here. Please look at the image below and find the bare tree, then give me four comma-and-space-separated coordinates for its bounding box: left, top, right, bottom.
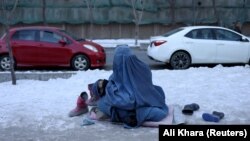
192, 0, 202, 25
1, 0, 18, 85
131, 0, 145, 46
212, 0, 220, 25
168, 0, 176, 25
243, 0, 247, 26
192, 0, 196, 25
83, 0, 96, 40
42, 0, 47, 25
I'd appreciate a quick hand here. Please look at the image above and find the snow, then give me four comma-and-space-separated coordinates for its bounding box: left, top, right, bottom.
93, 39, 150, 48
1, 65, 250, 131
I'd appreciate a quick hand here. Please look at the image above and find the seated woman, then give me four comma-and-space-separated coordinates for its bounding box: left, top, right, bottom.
90, 45, 169, 128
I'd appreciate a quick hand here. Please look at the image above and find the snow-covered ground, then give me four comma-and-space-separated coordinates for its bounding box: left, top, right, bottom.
93, 39, 150, 48
2, 65, 250, 127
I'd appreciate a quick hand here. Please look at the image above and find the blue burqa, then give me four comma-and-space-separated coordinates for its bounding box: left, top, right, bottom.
97, 45, 168, 127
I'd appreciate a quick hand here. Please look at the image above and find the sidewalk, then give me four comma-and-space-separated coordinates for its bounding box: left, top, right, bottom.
0, 117, 158, 141
1, 112, 245, 141
0, 71, 76, 83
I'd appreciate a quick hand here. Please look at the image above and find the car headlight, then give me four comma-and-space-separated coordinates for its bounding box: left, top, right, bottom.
83, 44, 98, 52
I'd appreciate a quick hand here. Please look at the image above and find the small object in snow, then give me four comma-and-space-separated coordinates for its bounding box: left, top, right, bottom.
202, 111, 225, 122
82, 117, 95, 126
182, 103, 200, 115
212, 111, 225, 119
202, 113, 220, 122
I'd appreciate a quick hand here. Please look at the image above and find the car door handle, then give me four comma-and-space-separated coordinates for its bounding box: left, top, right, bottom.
12, 42, 20, 47
216, 43, 224, 45
12, 42, 18, 45
185, 42, 193, 44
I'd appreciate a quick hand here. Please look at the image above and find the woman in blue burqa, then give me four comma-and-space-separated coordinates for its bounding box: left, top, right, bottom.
91, 45, 168, 128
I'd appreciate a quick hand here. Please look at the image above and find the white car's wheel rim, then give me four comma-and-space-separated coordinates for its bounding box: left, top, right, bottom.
171, 52, 190, 69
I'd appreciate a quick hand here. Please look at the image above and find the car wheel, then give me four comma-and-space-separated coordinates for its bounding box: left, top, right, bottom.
0, 55, 12, 71
170, 51, 191, 70
71, 54, 90, 70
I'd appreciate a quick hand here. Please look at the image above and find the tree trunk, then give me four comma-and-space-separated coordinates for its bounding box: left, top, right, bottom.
131, 0, 144, 47
135, 23, 139, 46
84, 0, 95, 40
192, 0, 196, 25
42, 0, 47, 25
169, 0, 176, 25
212, 0, 219, 25
89, 7, 93, 40
1, 0, 18, 85
243, 0, 247, 25
5, 24, 16, 85
119, 24, 122, 38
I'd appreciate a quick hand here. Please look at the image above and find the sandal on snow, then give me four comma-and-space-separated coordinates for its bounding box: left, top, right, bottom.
202, 113, 220, 122
212, 111, 225, 120
182, 103, 200, 115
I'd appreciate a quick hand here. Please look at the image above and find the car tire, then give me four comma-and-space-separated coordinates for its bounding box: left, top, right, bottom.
71, 54, 90, 71
170, 51, 191, 70
0, 55, 12, 71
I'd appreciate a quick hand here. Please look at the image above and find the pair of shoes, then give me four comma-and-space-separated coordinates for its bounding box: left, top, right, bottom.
202, 111, 225, 122
68, 92, 89, 117
86, 83, 98, 106
182, 103, 200, 115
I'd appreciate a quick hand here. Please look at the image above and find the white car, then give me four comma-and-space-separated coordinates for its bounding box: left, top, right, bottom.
147, 26, 250, 69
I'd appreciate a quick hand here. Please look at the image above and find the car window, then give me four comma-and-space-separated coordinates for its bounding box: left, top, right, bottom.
162, 28, 184, 37
40, 31, 64, 43
12, 30, 36, 41
59, 29, 80, 41
214, 29, 242, 41
185, 29, 214, 40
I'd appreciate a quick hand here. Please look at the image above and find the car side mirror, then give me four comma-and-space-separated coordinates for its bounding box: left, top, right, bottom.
59, 39, 67, 45
241, 37, 249, 42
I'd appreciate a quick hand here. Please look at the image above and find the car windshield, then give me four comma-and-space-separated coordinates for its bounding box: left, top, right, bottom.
162, 28, 184, 37
59, 30, 85, 41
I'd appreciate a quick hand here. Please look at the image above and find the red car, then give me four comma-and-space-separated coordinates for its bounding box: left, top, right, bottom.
0, 26, 106, 71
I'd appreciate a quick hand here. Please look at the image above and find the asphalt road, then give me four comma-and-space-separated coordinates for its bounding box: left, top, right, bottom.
10, 47, 166, 72
104, 47, 167, 70
0, 47, 167, 82
6, 47, 243, 72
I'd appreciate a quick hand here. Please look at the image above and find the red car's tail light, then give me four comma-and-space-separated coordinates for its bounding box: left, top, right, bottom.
153, 40, 166, 46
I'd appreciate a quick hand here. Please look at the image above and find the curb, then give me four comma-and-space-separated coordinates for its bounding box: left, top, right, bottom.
0, 72, 77, 83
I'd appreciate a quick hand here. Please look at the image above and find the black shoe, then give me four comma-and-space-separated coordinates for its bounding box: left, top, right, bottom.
182, 103, 200, 115
212, 111, 225, 119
